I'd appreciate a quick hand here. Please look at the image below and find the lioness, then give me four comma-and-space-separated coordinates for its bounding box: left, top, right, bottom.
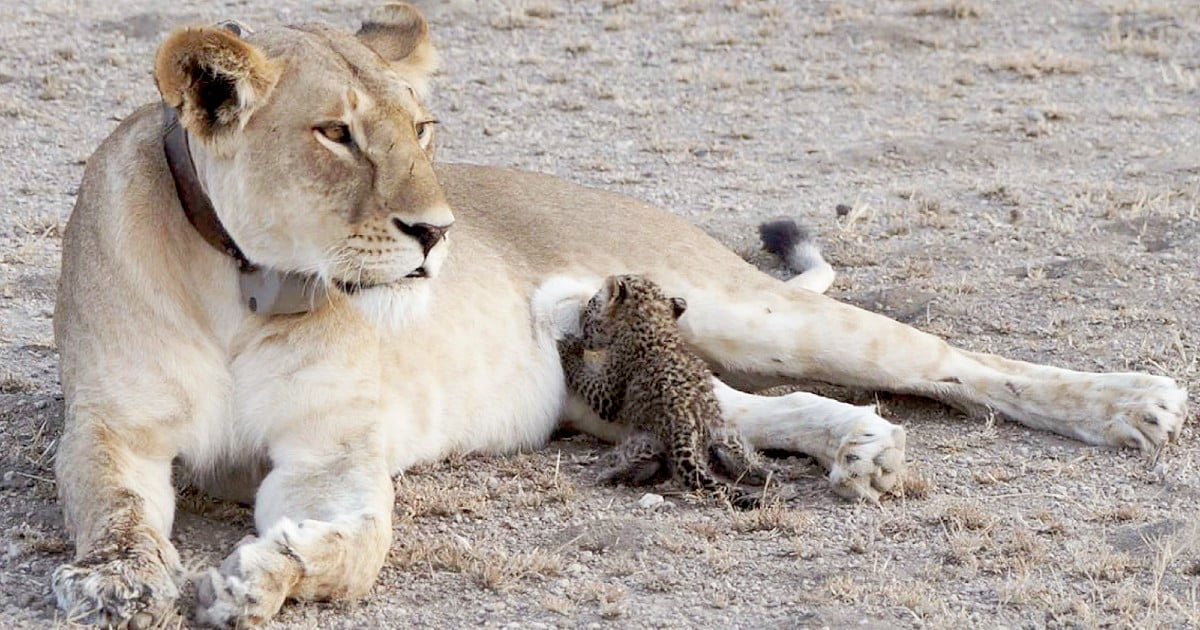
52, 3, 1187, 628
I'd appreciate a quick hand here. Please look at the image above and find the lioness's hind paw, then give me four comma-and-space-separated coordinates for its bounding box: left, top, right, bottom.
1093, 375, 1188, 453
827, 419, 906, 502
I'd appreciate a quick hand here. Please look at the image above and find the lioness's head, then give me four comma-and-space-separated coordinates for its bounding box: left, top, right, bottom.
154, 3, 450, 318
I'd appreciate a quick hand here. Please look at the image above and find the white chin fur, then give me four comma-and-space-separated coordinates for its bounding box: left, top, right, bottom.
349, 282, 433, 331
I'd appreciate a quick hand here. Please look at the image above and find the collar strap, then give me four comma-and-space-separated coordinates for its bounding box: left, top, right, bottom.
161, 103, 257, 273
161, 103, 327, 315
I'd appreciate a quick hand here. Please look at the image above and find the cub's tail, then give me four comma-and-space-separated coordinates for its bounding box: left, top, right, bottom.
758, 219, 835, 294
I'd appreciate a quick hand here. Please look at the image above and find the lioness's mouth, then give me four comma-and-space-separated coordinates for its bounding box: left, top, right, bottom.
334, 268, 427, 294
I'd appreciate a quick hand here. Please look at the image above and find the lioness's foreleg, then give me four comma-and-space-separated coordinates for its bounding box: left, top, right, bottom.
52, 409, 183, 628
680, 284, 1187, 452
195, 448, 393, 628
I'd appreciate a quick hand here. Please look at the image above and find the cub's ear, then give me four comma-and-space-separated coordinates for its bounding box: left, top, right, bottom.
154, 26, 280, 145
357, 3, 439, 97
669, 297, 687, 320
602, 275, 628, 308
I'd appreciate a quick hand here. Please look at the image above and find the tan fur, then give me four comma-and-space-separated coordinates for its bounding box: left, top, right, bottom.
53, 4, 1188, 627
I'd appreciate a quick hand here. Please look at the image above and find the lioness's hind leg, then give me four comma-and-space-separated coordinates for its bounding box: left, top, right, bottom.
681, 278, 1187, 453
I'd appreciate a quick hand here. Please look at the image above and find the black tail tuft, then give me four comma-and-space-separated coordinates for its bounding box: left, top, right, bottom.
758, 219, 810, 261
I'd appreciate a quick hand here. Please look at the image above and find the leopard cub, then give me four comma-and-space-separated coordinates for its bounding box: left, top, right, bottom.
559, 274, 769, 509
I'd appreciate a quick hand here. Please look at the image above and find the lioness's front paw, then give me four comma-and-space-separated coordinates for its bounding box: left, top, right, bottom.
53, 552, 181, 628
195, 536, 295, 629
826, 416, 906, 502
1088, 374, 1188, 452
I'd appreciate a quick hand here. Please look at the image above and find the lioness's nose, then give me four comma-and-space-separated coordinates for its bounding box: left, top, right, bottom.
393, 218, 452, 256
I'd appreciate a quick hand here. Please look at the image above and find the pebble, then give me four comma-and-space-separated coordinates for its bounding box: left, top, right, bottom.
637, 493, 664, 509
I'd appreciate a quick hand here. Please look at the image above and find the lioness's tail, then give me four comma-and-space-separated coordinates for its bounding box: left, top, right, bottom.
759, 219, 835, 294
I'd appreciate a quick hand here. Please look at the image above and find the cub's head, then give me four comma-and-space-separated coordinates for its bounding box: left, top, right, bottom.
580, 275, 688, 348
153, 4, 449, 321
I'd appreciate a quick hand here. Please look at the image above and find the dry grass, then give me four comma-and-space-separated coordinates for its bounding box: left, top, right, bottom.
567, 582, 627, 619
393, 475, 490, 519
12, 523, 68, 555
980, 49, 1094, 78
911, 1, 982, 19
731, 504, 811, 536
1106, 17, 1171, 59
390, 532, 564, 593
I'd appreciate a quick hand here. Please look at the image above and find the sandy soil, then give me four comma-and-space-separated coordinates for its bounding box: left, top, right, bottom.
1, 0, 1199, 627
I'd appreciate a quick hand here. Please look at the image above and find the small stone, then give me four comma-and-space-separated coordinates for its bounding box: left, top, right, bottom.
637, 493, 664, 509
566, 562, 585, 576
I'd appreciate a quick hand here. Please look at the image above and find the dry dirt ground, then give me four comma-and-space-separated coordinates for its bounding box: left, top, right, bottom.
2, 0, 1200, 628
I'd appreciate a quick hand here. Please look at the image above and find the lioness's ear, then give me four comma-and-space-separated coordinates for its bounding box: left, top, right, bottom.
670, 297, 687, 320
154, 26, 280, 144
357, 3, 439, 97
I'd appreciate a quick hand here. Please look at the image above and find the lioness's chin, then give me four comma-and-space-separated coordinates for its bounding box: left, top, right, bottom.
346, 281, 435, 331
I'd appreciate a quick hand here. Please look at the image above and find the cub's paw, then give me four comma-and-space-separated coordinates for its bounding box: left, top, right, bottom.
1086, 374, 1187, 453
827, 415, 906, 502
194, 536, 294, 629
53, 552, 182, 629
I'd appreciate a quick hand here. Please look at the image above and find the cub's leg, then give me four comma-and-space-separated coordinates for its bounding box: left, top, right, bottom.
708, 426, 771, 485
598, 432, 669, 486
52, 408, 183, 628
679, 279, 1187, 453
195, 444, 393, 628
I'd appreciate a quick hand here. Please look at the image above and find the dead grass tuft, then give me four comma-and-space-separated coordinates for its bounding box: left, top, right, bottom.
731, 505, 811, 536
899, 467, 935, 499
980, 50, 1094, 78
1092, 504, 1144, 523
390, 534, 564, 592
568, 582, 627, 619
684, 520, 722, 541
12, 524, 68, 555
539, 594, 574, 616
912, 1, 982, 19
523, 3, 560, 19
1106, 16, 1171, 59
827, 575, 864, 603
972, 466, 1020, 485
0, 372, 37, 394
939, 502, 994, 531
1070, 540, 1136, 582
394, 476, 489, 519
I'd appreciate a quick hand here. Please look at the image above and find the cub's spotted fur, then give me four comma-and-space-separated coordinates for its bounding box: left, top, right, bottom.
559, 275, 769, 509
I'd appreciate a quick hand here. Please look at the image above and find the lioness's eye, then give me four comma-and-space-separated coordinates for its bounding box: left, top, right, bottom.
316, 122, 353, 145
416, 120, 438, 141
